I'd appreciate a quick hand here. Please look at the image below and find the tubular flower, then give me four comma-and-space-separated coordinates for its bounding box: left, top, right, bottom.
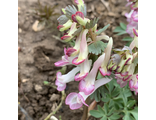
55, 67, 80, 91
61, 22, 77, 42
70, 31, 83, 57
74, 0, 84, 11
108, 54, 121, 71
57, 20, 73, 32
79, 53, 105, 95
126, 0, 138, 10
126, 21, 138, 37
130, 29, 138, 50
131, 10, 138, 22
113, 46, 133, 67
99, 37, 113, 76
115, 73, 132, 88
72, 29, 89, 65
66, 77, 112, 110
96, 34, 109, 41
72, 12, 88, 26
54, 48, 77, 67
75, 58, 92, 81
129, 74, 138, 95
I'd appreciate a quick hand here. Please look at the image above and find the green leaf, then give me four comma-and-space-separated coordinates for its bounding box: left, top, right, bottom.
88, 41, 107, 55
43, 81, 49, 85
122, 37, 133, 41
109, 113, 121, 120
101, 96, 110, 103
97, 71, 103, 79
65, 5, 77, 19
57, 66, 67, 74
123, 113, 131, 120
90, 110, 103, 118
98, 105, 105, 114
106, 80, 114, 93
111, 87, 120, 97
108, 99, 114, 108
85, 18, 99, 29
127, 100, 136, 109
107, 107, 114, 116
129, 107, 138, 120
125, 41, 132, 46
96, 24, 110, 35
120, 22, 127, 30
116, 31, 127, 36
94, 90, 100, 102
104, 104, 108, 114
113, 26, 125, 33
100, 116, 107, 120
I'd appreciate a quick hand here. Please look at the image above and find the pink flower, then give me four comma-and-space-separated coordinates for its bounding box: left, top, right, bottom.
72, 29, 88, 65
66, 77, 112, 110
61, 22, 77, 42
55, 67, 80, 91
57, 20, 73, 32
129, 74, 138, 95
132, 10, 138, 22
99, 37, 113, 76
115, 72, 133, 88
72, 12, 88, 26
126, 21, 138, 37
75, 58, 92, 81
54, 48, 77, 67
78, 53, 105, 95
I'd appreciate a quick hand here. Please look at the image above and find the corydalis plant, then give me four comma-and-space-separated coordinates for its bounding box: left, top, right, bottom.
54, 0, 138, 119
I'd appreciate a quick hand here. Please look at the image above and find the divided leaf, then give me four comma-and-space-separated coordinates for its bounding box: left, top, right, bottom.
80, 5, 87, 17
90, 110, 103, 118
96, 24, 110, 35
122, 37, 133, 41
120, 23, 127, 30
57, 15, 69, 25
88, 41, 107, 55
65, 5, 77, 19
85, 18, 99, 29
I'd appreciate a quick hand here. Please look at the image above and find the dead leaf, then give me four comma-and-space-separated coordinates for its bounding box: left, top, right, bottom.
32, 20, 45, 32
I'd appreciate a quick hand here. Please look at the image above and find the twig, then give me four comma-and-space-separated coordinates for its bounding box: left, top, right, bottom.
44, 84, 66, 120
101, 0, 110, 12
18, 103, 33, 120
20, 87, 30, 103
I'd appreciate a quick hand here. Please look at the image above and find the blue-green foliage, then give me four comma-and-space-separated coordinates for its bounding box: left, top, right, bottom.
90, 75, 138, 120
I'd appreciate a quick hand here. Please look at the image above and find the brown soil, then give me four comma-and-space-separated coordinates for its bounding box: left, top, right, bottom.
18, 0, 130, 120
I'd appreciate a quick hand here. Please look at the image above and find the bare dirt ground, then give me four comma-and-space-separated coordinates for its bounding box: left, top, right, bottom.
18, 0, 130, 120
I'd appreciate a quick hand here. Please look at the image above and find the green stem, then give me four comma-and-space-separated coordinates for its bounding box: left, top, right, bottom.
44, 83, 66, 120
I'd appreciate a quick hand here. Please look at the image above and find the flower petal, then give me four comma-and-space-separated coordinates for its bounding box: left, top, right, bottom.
79, 79, 95, 95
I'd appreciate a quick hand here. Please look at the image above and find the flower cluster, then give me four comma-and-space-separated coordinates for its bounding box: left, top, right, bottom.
54, 0, 138, 110
125, 0, 138, 37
